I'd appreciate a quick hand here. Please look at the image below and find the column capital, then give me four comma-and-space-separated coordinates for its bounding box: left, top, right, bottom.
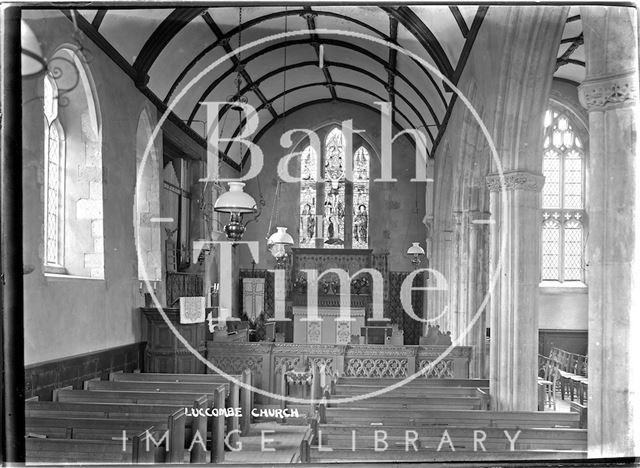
579, 70, 638, 111
485, 171, 545, 193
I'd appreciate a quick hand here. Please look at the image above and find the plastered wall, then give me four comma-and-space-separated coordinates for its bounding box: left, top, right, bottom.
22, 11, 162, 364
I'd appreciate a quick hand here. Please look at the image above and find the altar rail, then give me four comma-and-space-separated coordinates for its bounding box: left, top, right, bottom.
206, 342, 471, 402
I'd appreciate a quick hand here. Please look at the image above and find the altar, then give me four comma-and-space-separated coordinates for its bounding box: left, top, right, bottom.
292, 306, 366, 344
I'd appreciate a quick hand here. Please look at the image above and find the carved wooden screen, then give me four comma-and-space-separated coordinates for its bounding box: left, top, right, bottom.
290, 248, 374, 309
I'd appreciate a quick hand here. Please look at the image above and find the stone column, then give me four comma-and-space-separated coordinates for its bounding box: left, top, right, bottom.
440, 229, 454, 332
467, 211, 490, 378
449, 211, 465, 339
487, 172, 545, 411
475, 6, 567, 411
578, 6, 638, 457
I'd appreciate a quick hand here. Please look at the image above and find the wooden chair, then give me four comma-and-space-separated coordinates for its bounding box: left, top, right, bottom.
538, 377, 556, 411
569, 356, 588, 405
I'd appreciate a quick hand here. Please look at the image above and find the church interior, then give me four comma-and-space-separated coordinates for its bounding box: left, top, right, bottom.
1, 3, 638, 465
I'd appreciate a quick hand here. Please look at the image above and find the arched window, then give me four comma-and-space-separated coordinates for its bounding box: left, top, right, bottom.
541, 109, 586, 282
298, 127, 370, 249
43, 74, 65, 268
43, 48, 104, 278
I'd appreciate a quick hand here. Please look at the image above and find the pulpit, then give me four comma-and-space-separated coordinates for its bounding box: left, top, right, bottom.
141, 307, 207, 373
293, 306, 366, 344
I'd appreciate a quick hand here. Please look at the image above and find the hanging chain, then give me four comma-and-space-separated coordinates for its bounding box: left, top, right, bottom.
282, 8, 288, 120
238, 7, 242, 63
266, 8, 288, 240
267, 181, 281, 239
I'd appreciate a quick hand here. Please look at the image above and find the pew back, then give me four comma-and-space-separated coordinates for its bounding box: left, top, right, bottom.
336, 377, 489, 387
26, 431, 159, 463
322, 407, 581, 428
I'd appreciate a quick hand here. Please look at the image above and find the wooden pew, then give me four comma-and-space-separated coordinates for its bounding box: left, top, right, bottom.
316, 424, 587, 452
570, 401, 588, 429
26, 430, 159, 464
290, 426, 315, 463
332, 385, 486, 398
109, 369, 253, 434
55, 385, 227, 463
85, 379, 240, 451
26, 396, 207, 420
26, 409, 186, 463
327, 395, 484, 410
84, 379, 231, 399
26, 397, 209, 463
329, 378, 491, 410
321, 407, 581, 428
336, 377, 490, 387
109, 371, 241, 384
55, 388, 211, 406
311, 447, 587, 462
310, 424, 587, 462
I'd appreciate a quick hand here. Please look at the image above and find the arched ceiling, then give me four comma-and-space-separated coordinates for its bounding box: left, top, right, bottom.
66, 5, 489, 169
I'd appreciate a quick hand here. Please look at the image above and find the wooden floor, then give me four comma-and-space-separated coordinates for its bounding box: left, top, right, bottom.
222, 422, 309, 464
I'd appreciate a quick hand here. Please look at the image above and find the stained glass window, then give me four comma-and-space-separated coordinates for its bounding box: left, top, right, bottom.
323, 182, 345, 246
44, 74, 64, 267
300, 144, 318, 182
352, 146, 370, 248
541, 108, 586, 282
299, 146, 318, 248
323, 129, 345, 247
298, 128, 370, 249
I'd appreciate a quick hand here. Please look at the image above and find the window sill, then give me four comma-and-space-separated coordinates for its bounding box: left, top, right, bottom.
539, 281, 587, 294
44, 272, 105, 281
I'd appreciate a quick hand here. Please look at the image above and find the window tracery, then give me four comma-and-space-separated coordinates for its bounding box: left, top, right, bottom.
541, 109, 586, 283
299, 128, 370, 249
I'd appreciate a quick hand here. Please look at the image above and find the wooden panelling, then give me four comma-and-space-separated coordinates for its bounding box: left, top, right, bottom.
24, 342, 146, 401
141, 308, 207, 374
539, 329, 588, 357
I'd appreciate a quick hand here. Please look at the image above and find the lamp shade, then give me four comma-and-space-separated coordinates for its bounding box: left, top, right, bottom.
214, 182, 257, 214
407, 242, 425, 256
268, 227, 294, 246
21, 20, 46, 78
